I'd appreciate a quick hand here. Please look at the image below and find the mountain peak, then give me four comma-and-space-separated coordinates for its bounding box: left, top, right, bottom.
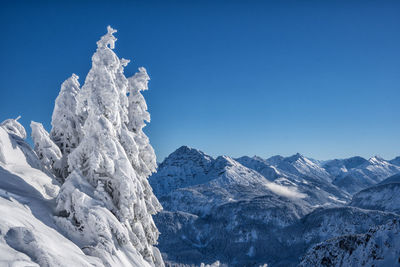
285, 153, 305, 163
368, 156, 386, 164
265, 155, 284, 166
162, 145, 213, 165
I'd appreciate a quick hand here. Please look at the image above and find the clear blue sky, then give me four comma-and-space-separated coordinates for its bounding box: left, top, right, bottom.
1, 0, 399, 161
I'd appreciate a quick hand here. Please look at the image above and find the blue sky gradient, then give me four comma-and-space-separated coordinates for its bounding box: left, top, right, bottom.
1, 0, 399, 161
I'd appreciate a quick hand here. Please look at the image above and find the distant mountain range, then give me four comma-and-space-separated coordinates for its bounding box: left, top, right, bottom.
149, 146, 400, 266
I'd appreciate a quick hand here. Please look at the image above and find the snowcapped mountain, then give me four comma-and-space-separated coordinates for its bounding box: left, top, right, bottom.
150, 146, 214, 197
299, 219, 400, 267
390, 156, 400, 166
235, 155, 282, 181
237, 154, 350, 207
274, 153, 333, 182
328, 156, 400, 194
150, 148, 322, 266
379, 173, 400, 185
350, 182, 400, 214
239, 153, 333, 182
323, 156, 367, 177
151, 147, 313, 217
149, 146, 400, 266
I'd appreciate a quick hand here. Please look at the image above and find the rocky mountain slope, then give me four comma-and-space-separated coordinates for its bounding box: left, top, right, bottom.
330, 156, 400, 194
299, 219, 400, 267
350, 180, 400, 214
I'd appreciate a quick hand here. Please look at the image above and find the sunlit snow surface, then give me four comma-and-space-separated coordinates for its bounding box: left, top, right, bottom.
0, 120, 154, 267
0, 122, 104, 266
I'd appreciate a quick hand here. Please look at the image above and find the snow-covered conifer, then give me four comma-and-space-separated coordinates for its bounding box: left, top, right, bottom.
1, 116, 26, 139
50, 74, 81, 179
127, 67, 157, 177
125, 67, 161, 236
56, 26, 163, 266
31, 121, 62, 176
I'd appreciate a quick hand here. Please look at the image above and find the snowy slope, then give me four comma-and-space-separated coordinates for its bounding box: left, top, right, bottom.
0, 119, 156, 267
235, 155, 282, 181
277, 206, 400, 266
332, 156, 400, 194
237, 154, 350, 207
274, 153, 333, 182
350, 182, 400, 214
299, 219, 400, 267
150, 146, 214, 197
0, 120, 104, 266
322, 156, 367, 177
379, 173, 400, 185
390, 156, 400, 166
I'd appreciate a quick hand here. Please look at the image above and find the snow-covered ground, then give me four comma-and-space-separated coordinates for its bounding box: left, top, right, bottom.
0, 120, 105, 266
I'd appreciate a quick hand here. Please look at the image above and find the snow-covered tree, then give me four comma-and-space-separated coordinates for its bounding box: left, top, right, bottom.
127, 67, 157, 177
31, 121, 62, 176
50, 74, 81, 179
55, 26, 163, 267
1, 116, 26, 139
125, 67, 161, 235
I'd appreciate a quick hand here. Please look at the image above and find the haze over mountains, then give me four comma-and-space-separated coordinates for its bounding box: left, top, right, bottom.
150, 146, 400, 266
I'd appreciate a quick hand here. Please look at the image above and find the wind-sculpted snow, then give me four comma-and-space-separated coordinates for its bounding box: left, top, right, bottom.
299, 219, 400, 267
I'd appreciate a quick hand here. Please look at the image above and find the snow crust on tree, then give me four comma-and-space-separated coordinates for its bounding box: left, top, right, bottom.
31, 121, 62, 177
127, 67, 157, 177
55, 171, 152, 267
50, 73, 81, 179
0, 116, 26, 139
55, 26, 163, 266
